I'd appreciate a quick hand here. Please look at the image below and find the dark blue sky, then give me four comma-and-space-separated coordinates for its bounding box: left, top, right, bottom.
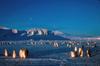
0, 0, 100, 36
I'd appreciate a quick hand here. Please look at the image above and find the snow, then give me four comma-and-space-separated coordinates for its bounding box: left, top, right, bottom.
0, 26, 10, 30
52, 30, 64, 35
27, 28, 48, 36
12, 29, 18, 34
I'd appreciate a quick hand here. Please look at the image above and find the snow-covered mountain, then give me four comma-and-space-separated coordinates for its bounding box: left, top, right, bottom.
0, 26, 69, 41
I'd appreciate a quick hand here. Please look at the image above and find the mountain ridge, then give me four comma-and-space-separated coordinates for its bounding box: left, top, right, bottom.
0, 26, 69, 41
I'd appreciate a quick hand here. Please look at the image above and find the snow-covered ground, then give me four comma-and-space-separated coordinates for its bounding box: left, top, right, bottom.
0, 43, 100, 66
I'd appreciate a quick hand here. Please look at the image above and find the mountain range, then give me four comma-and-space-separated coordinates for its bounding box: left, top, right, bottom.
0, 26, 69, 41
